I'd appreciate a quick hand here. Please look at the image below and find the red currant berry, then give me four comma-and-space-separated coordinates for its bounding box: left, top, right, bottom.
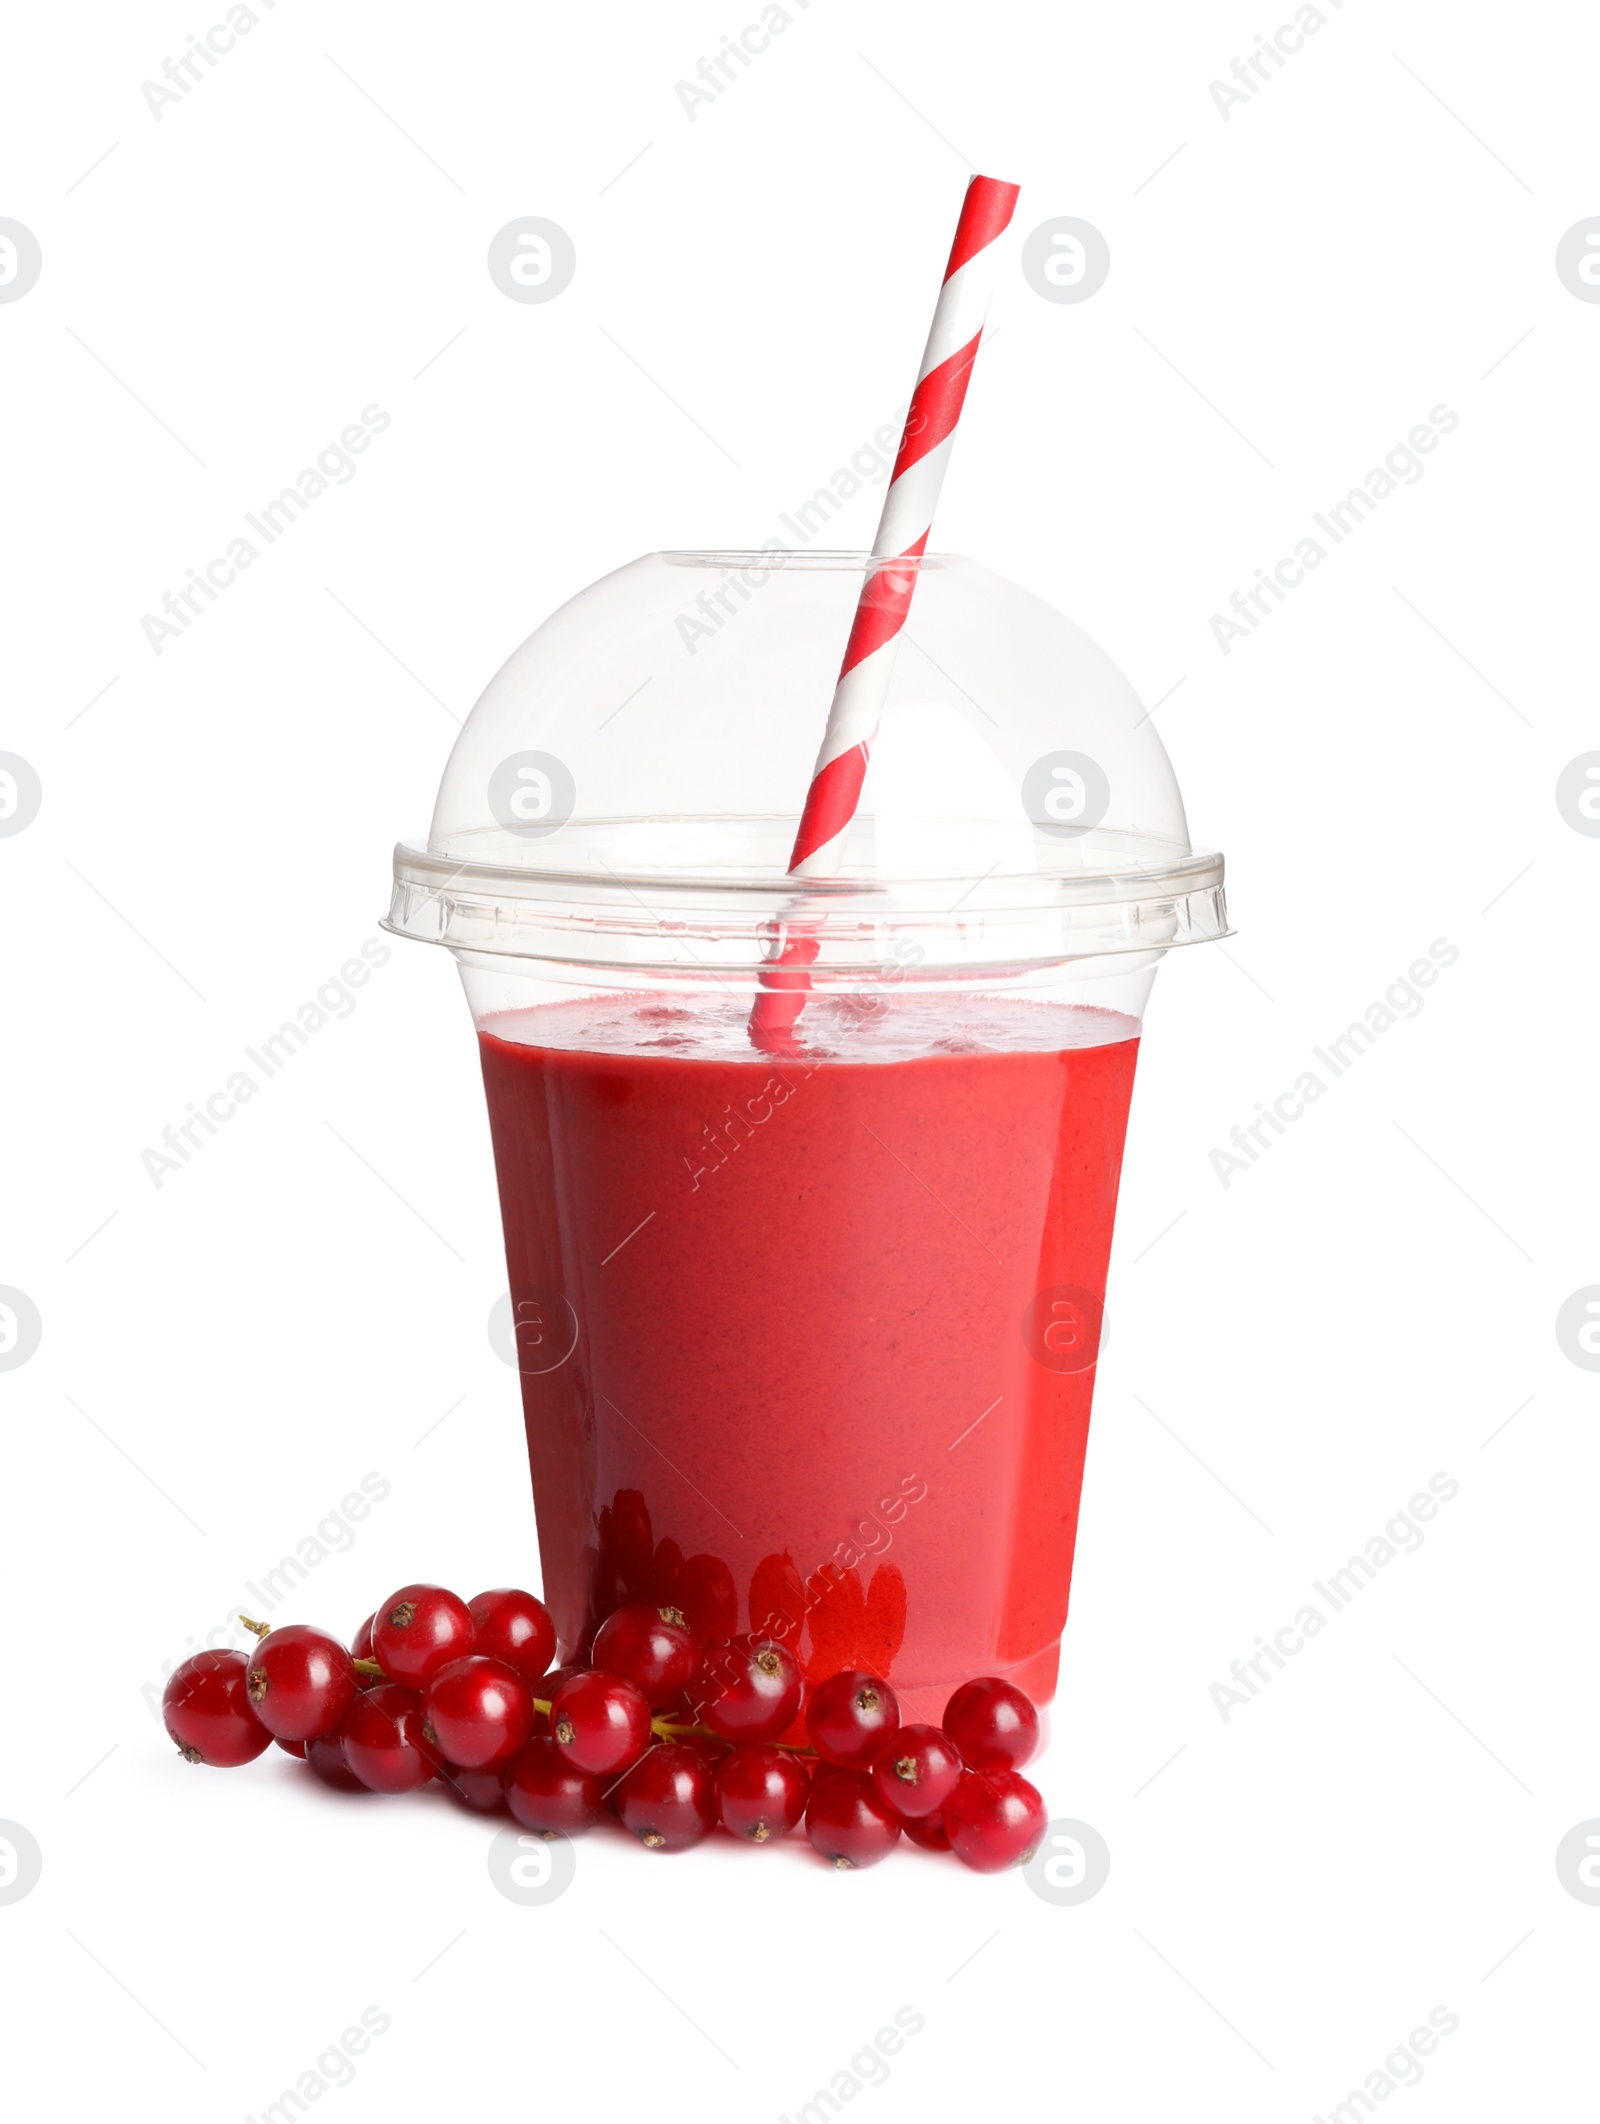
805, 1669, 899, 1769
901, 1811, 952, 1852
506, 1736, 603, 1836
342, 1683, 439, 1794
941, 1676, 1039, 1772
163, 1650, 272, 1767
804, 1768, 901, 1869
944, 1770, 1047, 1872
349, 1615, 380, 1687
697, 1635, 803, 1743
371, 1583, 474, 1688
275, 1736, 307, 1760
869, 1722, 964, 1820
529, 1665, 581, 1738
305, 1730, 365, 1791
548, 1670, 652, 1777
714, 1743, 810, 1843
615, 1743, 717, 1852
440, 1764, 508, 1814
468, 1587, 556, 1686
245, 1626, 358, 1743
421, 1656, 534, 1770
591, 1603, 700, 1708
674, 1730, 732, 1769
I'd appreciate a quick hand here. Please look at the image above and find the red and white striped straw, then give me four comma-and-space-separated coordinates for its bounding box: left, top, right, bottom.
750, 172, 1019, 1050
788, 173, 1020, 877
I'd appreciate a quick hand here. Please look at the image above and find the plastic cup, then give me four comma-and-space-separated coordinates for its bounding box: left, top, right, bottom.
388, 551, 1226, 1714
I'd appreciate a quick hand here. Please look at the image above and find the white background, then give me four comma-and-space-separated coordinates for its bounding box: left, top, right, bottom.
3, 1, 1597, 2116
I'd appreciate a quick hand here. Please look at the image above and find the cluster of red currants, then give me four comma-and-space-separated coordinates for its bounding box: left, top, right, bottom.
162, 1583, 1047, 1871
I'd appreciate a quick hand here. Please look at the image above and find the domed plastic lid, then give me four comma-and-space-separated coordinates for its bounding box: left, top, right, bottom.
388, 551, 1227, 976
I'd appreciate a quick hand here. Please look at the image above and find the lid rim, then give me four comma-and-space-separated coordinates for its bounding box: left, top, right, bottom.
380, 921, 1234, 969
386, 840, 1229, 971
391, 835, 1225, 902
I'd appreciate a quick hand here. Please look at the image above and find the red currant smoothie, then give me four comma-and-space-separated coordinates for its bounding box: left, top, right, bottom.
477, 992, 1138, 1715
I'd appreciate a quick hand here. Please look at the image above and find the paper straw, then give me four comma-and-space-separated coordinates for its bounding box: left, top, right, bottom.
750, 172, 1020, 1052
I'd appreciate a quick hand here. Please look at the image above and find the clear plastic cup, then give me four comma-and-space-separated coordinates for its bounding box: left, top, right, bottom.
388, 551, 1227, 1714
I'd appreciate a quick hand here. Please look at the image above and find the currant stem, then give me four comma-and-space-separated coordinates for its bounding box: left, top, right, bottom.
241, 1612, 383, 1680
531, 1696, 811, 1750
648, 1714, 816, 1754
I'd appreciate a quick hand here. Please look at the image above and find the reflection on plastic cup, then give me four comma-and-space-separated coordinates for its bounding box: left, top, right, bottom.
1023, 1817, 1110, 1905
1022, 1286, 1106, 1374
487, 218, 577, 304
0, 1820, 43, 1904
489, 1289, 579, 1375
487, 1826, 576, 1903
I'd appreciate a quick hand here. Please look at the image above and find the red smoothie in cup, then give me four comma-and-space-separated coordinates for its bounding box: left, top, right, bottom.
478, 991, 1138, 1714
